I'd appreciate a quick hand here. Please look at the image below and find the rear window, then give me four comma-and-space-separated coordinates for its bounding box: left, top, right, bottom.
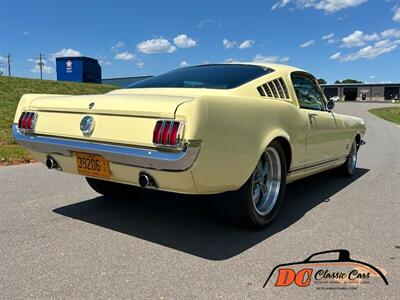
126, 64, 274, 89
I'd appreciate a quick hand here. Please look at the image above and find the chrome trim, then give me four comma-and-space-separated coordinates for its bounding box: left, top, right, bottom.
12, 124, 200, 171
80, 116, 95, 135
289, 155, 348, 174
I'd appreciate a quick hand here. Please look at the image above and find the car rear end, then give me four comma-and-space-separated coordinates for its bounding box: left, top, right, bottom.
13, 92, 204, 194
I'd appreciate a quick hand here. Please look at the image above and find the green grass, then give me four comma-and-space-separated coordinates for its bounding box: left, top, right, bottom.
0, 77, 116, 165
369, 107, 400, 125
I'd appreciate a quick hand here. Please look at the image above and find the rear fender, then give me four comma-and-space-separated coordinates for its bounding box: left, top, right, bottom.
13, 94, 65, 124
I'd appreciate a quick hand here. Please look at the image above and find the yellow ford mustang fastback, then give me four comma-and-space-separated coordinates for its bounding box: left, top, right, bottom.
13, 63, 366, 227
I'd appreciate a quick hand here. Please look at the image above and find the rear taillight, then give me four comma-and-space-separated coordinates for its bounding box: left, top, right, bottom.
18, 112, 38, 133
153, 120, 184, 147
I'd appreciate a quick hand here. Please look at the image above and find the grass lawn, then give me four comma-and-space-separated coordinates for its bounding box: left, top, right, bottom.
0, 77, 116, 166
369, 106, 400, 125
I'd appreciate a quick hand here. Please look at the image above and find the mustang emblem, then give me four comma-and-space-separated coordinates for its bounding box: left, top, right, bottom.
89, 102, 95, 109
80, 116, 95, 134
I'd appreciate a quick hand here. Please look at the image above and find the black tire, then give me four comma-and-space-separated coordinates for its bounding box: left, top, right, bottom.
339, 139, 357, 177
86, 177, 141, 197
225, 140, 287, 228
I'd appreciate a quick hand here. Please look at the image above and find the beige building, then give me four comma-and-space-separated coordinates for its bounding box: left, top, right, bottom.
322, 83, 400, 101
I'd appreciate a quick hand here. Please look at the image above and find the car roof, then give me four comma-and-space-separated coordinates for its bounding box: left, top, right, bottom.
186, 62, 307, 74
234, 62, 308, 74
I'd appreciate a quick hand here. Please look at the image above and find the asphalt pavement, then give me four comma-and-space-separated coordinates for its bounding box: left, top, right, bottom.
0, 102, 399, 299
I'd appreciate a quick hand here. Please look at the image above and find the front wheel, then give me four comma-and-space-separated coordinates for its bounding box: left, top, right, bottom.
227, 141, 287, 228
339, 139, 357, 177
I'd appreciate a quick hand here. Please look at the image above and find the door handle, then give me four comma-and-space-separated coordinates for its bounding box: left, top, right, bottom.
308, 113, 318, 119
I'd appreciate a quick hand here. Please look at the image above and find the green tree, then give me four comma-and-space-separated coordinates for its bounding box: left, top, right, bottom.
317, 78, 327, 85
341, 79, 363, 83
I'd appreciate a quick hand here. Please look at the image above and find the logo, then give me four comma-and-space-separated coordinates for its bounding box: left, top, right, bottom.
66, 60, 73, 73
264, 250, 388, 290
80, 116, 95, 135
89, 102, 95, 109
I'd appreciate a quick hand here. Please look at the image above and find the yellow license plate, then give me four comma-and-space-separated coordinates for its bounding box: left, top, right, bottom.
75, 152, 110, 178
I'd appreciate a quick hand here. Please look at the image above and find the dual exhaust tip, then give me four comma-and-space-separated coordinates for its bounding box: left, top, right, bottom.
46, 156, 60, 170
138, 172, 158, 189
46, 156, 157, 189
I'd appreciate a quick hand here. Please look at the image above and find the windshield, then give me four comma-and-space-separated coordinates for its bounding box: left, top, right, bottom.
126, 64, 273, 89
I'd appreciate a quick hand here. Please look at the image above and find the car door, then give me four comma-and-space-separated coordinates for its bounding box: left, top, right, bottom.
291, 73, 343, 165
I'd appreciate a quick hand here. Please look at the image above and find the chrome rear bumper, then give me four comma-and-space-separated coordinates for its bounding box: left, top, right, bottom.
12, 124, 200, 171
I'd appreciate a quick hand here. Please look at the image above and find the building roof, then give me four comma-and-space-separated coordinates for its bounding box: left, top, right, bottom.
322, 83, 400, 87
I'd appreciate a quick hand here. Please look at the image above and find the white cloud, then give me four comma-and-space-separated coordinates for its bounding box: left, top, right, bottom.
197, 19, 215, 28
173, 34, 197, 48
331, 39, 400, 61
137, 38, 176, 54
223, 39, 237, 49
30, 58, 54, 74
311, 0, 368, 13
223, 38, 255, 49
239, 39, 255, 49
272, 0, 367, 13
253, 54, 290, 63
322, 33, 334, 40
225, 58, 236, 63
51, 48, 81, 60
328, 38, 338, 44
97, 56, 112, 66
180, 60, 190, 67
110, 41, 125, 52
271, 0, 290, 10
136, 61, 144, 69
22, 31, 29, 35
114, 51, 135, 61
393, 6, 400, 22
369, 75, 376, 79
381, 28, 400, 39
341, 28, 400, 48
330, 52, 341, 60
341, 30, 380, 47
300, 40, 315, 48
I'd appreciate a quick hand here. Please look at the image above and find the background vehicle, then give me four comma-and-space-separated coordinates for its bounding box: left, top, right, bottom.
330, 95, 341, 102
13, 63, 366, 227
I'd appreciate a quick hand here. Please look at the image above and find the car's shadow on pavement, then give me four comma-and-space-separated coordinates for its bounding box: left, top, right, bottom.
53, 168, 369, 260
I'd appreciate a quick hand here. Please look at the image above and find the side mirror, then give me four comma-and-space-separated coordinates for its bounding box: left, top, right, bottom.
327, 100, 335, 111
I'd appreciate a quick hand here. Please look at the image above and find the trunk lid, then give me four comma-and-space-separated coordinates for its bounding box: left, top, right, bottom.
30, 93, 194, 118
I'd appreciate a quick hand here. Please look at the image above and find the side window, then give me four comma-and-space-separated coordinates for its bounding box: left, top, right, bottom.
291, 75, 325, 111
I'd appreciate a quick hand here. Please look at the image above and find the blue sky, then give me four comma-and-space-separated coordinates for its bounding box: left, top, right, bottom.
1, 0, 399, 83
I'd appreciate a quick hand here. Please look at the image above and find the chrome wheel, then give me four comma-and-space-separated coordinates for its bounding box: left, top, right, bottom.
348, 142, 357, 172
251, 147, 282, 216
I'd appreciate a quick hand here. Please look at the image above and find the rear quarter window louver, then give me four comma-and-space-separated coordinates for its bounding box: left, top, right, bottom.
257, 86, 266, 96
257, 77, 290, 100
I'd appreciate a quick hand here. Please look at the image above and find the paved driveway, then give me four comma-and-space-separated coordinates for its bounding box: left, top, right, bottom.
1, 102, 399, 299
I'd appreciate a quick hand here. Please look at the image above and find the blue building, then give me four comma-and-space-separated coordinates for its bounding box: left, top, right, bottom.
56, 56, 101, 83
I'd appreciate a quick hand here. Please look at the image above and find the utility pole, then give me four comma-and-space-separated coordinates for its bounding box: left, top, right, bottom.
38, 53, 44, 80
6, 53, 11, 77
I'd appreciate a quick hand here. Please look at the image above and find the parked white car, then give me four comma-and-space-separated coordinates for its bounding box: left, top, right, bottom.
330, 96, 341, 102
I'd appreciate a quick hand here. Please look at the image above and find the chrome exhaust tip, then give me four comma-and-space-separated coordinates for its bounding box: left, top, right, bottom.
138, 173, 149, 187
138, 172, 158, 189
46, 156, 58, 170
